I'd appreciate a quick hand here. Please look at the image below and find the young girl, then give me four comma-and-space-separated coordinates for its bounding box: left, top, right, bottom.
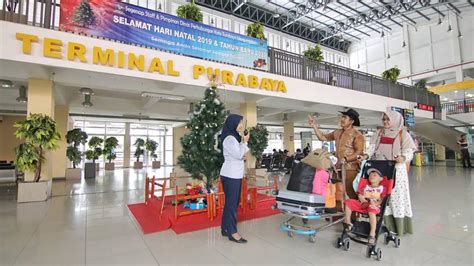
344, 168, 386, 245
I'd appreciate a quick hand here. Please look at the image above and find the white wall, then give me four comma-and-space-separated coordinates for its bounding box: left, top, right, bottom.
348, 10, 474, 85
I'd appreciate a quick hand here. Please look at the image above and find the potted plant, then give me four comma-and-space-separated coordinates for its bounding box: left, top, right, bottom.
382, 66, 401, 83
414, 79, 427, 91
103, 137, 119, 170
65, 128, 88, 180
176, 0, 203, 23
247, 124, 269, 178
146, 138, 160, 169
134, 138, 145, 169
246, 22, 266, 40
303, 44, 324, 62
84, 136, 103, 178
14, 113, 61, 202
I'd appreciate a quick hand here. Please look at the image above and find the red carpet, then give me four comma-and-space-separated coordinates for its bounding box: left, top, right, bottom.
128, 194, 279, 235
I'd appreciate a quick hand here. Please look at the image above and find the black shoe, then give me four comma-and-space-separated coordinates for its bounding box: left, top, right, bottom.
221, 230, 228, 237
228, 235, 248, 244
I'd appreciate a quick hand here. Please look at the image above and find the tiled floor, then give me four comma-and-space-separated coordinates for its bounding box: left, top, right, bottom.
0, 166, 472, 265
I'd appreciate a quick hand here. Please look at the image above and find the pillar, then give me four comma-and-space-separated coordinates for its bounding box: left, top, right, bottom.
283, 122, 295, 154
26, 79, 55, 182
240, 102, 257, 169
435, 144, 446, 161
173, 125, 188, 166
52, 105, 69, 179
123, 123, 131, 168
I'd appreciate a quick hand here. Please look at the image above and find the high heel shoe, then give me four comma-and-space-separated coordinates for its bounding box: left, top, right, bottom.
228, 234, 248, 244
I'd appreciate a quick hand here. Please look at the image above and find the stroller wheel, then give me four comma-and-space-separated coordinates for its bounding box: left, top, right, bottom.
336, 237, 342, 248
394, 237, 401, 248
384, 233, 390, 245
376, 248, 382, 261
366, 246, 372, 258
287, 231, 294, 238
309, 235, 316, 243
343, 239, 350, 251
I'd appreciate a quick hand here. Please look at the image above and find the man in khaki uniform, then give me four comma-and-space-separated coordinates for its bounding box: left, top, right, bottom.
308, 108, 364, 210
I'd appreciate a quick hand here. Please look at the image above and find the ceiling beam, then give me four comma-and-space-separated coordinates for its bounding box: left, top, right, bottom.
447, 3, 461, 14
415, 10, 430, 21
193, 0, 350, 51
431, 6, 445, 17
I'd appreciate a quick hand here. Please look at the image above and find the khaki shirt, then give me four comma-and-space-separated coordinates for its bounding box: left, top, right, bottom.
324, 128, 365, 170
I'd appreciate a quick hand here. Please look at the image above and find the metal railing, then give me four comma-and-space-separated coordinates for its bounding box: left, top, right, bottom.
0, 0, 441, 116
442, 98, 474, 115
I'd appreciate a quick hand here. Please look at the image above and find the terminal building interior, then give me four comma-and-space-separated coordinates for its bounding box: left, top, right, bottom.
0, 0, 473, 265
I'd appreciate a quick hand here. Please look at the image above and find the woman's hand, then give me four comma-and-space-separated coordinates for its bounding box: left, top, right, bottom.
243, 133, 250, 144
357, 154, 369, 162
395, 155, 406, 163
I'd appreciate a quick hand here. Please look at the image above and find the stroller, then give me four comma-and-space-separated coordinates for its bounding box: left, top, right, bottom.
336, 160, 400, 261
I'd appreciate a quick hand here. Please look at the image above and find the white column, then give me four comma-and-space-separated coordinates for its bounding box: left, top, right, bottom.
123, 122, 131, 168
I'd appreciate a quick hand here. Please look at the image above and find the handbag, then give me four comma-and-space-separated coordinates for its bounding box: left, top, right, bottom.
312, 169, 330, 195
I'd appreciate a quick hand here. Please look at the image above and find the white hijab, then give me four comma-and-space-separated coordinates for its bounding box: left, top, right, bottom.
370, 111, 417, 160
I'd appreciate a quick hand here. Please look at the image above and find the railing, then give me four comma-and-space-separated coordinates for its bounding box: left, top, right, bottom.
0, 0, 441, 116
442, 98, 474, 115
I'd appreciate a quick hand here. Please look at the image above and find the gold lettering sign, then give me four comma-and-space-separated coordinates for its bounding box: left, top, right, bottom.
15, 32, 287, 93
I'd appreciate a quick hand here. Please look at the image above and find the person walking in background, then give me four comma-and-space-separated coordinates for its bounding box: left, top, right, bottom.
364, 111, 417, 235
303, 143, 311, 157
458, 134, 472, 168
308, 108, 365, 210
219, 114, 250, 244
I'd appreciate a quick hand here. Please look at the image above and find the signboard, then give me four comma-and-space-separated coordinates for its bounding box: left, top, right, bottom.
404, 109, 415, 127
417, 103, 434, 112
391, 106, 415, 127
59, 0, 269, 70
391, 106, 405, 117
300, 132, 313, 150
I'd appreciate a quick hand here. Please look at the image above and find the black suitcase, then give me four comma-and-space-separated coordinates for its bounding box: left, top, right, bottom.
286, 161, 315, 193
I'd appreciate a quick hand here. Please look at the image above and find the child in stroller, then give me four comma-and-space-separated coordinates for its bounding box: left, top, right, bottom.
336, 160, 399, 261
344, 168, 385, 245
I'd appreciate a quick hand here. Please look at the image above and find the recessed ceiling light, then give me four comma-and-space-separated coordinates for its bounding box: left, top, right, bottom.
0, 79, 13, 88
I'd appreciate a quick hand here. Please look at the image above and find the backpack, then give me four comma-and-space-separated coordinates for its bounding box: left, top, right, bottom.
301, 148, 333, 170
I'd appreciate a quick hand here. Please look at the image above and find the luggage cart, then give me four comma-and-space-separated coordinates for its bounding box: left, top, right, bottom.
276, 164, 348, 243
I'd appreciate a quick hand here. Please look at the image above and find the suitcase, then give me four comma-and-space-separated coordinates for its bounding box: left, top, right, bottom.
286, 161, 316, 193
276, 190, 325, 215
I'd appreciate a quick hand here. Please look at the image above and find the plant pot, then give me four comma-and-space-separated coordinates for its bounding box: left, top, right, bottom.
65, 168, 82, 180
134, 161, 143, 169
96, 163, 100, 172
152, 161, 161, 169
105, 163, 115, 171
84, 163, 96, 179
17, 179, 52, 203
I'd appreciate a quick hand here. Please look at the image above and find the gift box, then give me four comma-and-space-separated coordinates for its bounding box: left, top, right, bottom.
183, 201, 207, 210
190, 202, 206, 210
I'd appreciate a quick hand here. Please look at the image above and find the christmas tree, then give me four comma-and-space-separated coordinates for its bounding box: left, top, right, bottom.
73, 0, 96, 28
177, 81, 227, 190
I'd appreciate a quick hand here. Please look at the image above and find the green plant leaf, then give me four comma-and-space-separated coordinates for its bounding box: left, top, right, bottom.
176, 2, 203, 23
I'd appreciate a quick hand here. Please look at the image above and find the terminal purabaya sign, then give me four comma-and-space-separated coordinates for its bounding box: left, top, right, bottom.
14, 33, 287, 93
